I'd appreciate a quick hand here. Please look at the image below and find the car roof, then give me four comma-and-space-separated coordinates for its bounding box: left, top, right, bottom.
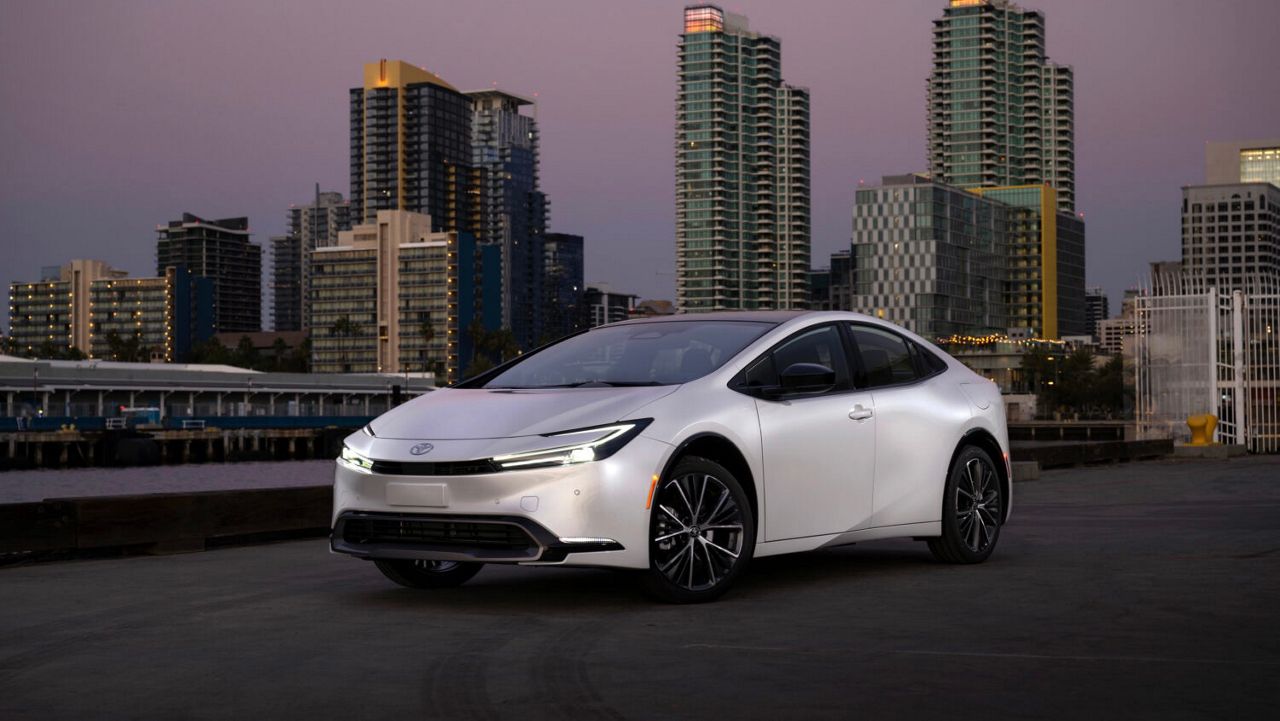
605, 310, 878, 327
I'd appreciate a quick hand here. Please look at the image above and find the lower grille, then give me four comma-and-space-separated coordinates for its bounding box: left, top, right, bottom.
342, 517, 535, 552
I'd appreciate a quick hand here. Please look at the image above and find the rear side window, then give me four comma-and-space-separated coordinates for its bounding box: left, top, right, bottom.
915, 343, 949, 375
849, 325, 919, 387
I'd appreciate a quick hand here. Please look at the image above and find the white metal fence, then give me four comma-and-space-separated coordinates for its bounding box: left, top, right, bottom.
1135, 276, 1280, 453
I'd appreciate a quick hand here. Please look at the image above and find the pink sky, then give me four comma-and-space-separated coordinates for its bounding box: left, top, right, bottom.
2, 0, 1278, 330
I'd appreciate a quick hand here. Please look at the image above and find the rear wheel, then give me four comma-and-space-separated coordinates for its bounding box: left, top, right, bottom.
928, 446, 1003, 564
642, 456, 755, 603
374, 559, 483, 589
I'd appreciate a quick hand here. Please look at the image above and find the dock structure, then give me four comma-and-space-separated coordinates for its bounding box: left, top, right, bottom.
0, 354, 436, 468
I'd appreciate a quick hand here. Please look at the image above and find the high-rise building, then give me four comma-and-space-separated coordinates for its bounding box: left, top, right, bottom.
272, 188, 351, 332
1206, 139, 1280, 187
88, 267, 213, 362
468, 89, 550, 349
7, 260, 127, 355
156, 213, 262, 333
309, 210, 499, 382
542, 233, 585, 344
1084, 286, 1109, 339
928, 0, 1076, 212
970, 184, 1085, 339
848, 174, 1009, 340
349, 60, 481, 234
584, 284, 637, 327
807, 267, 832, 311
676, 5, 811, 311
1181, 182, 1280, 292
828, 250, 854, 314
8, 260, 211, 361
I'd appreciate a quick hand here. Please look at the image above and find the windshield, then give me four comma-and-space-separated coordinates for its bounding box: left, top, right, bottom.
479, 321, 774, 389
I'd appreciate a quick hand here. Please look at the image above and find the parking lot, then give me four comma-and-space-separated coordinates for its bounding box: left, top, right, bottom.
2, 456, 1278, 720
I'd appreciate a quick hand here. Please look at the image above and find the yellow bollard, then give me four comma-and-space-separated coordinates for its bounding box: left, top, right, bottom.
1187, 414, 1218, 446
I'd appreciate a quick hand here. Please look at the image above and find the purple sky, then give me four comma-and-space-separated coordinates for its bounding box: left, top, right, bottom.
3, 0, 1278, 333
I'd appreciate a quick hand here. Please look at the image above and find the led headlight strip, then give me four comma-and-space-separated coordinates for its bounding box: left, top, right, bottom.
490, 419, 653, 470
339, 445, 374, 471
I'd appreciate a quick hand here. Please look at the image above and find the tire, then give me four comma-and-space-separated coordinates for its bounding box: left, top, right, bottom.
928, 445, 1004, 564
373, 559, 483, 589
641, 455, 755, 603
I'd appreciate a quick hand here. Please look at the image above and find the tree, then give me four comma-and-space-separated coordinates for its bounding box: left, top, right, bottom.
1057, 347, 1097, 412
188, 338, 232, 365
330, 316, 363, 373
463, 323, 521, 379
233, 335, 262, 370
419, 312, 436, 375
270, 337, 290, 370
1093, 354, 1127, 418
104, 330, 149, 362
285, 336, 312, 373
31, 340, 87, 361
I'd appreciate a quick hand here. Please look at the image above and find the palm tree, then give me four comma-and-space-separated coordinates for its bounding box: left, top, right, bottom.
330, 316, 362, 373
419, 311, 435, 376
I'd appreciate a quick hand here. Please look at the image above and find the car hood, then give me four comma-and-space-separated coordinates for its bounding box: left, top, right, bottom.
367, 385, 680, 440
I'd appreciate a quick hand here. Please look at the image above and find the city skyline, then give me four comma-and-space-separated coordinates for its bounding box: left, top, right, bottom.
3, 0, 1279, 334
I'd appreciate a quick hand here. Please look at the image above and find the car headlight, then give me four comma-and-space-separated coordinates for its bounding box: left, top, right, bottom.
490, 419, 652, 470
340, 444, 374, 471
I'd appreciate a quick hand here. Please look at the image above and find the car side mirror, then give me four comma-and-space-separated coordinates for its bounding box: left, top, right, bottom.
776, 362, 836, 396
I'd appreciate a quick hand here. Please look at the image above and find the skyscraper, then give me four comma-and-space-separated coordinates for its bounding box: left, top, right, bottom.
156, 213, 262, 334
309, 210, 500, 382
349, 60, 481, 233
676, 5, 811, 311
272, 188, 351, 332
849, 174, 1009, 339
1181, 182, 1280, 292
8, 260, 211, 361
1206, 139, 1280, 187
542, 232, 585, 343
1084, 286, 1109, 339
970, 184, 1085, 339
927, 0, 1076, 212
468, 89, 549, 349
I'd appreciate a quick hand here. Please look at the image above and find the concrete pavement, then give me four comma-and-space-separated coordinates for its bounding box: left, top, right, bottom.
2, 456, 1279, 720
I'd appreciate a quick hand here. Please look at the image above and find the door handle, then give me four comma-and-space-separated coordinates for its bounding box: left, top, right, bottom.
848, 405, 873, 421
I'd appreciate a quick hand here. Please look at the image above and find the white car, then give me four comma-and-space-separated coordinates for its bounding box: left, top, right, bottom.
332, 311, 1010, 603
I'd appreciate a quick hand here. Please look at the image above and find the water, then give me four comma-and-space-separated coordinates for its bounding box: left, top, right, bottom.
0, 460, 336, 504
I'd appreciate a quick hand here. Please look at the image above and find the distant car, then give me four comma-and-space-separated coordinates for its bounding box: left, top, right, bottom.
332, 311, 1010, 603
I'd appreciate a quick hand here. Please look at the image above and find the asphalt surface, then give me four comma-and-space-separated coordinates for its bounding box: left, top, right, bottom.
2, 457, 1279, 720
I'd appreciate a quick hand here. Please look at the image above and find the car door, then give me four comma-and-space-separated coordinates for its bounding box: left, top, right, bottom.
741, 323, 877, 541
847, 323, 971, 528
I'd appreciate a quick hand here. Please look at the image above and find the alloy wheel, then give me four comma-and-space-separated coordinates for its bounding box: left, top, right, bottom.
651, 473, 746, 592
955, 456, 1001, 553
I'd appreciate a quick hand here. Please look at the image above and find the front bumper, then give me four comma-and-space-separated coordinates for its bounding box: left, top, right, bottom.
331, 511, 623, 563
330, 435, 670, 569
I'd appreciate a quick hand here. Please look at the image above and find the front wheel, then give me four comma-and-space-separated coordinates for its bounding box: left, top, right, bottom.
928, 445, 1004, 564
374, 559, 483, 589
641, 456, 755, 603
